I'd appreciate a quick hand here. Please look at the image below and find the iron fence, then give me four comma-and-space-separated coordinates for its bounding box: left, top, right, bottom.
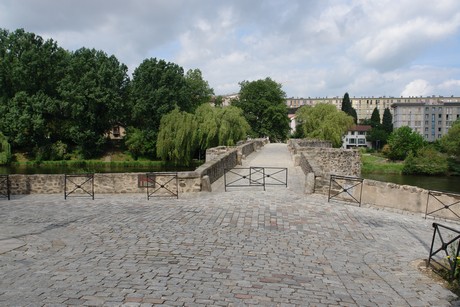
146, 172, 179, 199
328, 174, 364, 205
64, 174, 94, 200
0, 174, 10, 200
425, 190, 460, 220
428, 222, 460, 280
224, 167, 288, 191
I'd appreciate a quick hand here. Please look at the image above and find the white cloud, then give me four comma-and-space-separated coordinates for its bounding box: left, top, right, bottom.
1, 0, 460, 97
401, 79, 434, 97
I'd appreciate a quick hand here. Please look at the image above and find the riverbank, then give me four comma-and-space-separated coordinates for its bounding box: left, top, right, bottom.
361, 153, 404, 174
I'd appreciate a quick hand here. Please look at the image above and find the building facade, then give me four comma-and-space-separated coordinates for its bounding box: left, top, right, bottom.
342, 125, 372, 149
285, 95, 460, 126
392, 101, 460, 142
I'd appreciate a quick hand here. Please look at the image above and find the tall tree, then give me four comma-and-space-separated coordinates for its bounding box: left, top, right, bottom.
232, 77, 290, 141
184, 69, 214, 111
341, 92, 357, 123
370, 107, 381, 128
0, 28, 68, 153
295, 103, 355, 147
58, 47, 129, 158
382, 108, 393, 134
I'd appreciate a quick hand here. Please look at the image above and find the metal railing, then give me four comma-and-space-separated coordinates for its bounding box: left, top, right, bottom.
428, 223, 460, 280
224, 167, 288, 191
328, 175, 364, 205
64, 174, 94, 200
0, 174, 10, 200
425, 190, 460, 220
146, 172, 179, 199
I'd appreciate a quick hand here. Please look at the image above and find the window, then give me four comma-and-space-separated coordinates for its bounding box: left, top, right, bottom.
349, 138, 356, 144
358, 131, 365, 135
425, 120, 428, 125
438, 127, 442, 132
438, 121, 442, 126
424, 127, 428, 132
438, 114, 442, 119
425, 134, 428, 138
438, 134, 442, 139
358, 139, 366, 145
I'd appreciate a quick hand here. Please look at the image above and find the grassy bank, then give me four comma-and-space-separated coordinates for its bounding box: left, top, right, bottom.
361, 153, 404, 174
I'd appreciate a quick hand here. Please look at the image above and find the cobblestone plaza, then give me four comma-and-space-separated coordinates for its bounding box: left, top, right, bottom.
1, 144, 459, 306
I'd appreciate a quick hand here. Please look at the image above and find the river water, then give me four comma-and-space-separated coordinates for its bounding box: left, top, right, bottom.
362, 173, 460, 194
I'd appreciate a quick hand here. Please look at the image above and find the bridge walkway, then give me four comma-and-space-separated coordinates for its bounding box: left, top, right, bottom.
211, 142, 305, 193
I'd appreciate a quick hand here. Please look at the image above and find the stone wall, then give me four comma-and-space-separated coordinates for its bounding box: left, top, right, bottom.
322, 178, 460, 221
5, 139, 267, 196
7, 172, 202, 195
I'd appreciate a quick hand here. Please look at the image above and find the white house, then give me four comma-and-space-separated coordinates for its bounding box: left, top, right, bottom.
342, 125, 372, 149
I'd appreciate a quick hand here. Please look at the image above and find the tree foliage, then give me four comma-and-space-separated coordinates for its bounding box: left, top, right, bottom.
295, 103, 355, 147
385, 126, 425, 161
0, 132, 11, 165
157, 105, 250, 165
58, 47, 129, 158
232, 78, 290, 141
403, 146, 449, 175
156, 109, 197, 166
184, 69, 214, 111
382, 108, 393, 134
370, 107, 381, 127
440, 119, 460, 158
341, 92, 357, 124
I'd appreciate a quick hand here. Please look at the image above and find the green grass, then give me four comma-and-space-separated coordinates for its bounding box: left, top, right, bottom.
361, 153, 404, 174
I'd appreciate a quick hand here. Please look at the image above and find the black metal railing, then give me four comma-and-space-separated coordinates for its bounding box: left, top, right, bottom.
425, 190, 460, 220
64, 174, 94, 200
428, 223, 460, 280
146, 172, 179, 199
328, 174, 364, 205
224, 167, 288, 191
0, 174, 10, 200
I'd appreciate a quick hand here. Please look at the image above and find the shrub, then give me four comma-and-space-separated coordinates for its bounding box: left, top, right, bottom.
403, 147, 449, 175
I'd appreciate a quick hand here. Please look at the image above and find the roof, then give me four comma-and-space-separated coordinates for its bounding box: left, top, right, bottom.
349, 125, 372, 132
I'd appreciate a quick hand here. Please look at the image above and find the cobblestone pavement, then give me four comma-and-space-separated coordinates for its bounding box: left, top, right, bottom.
1, 144, 459, 306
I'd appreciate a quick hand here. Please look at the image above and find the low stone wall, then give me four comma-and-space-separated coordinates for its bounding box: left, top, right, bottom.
8, 172, 202, 195
320, 178, 460, 221
5, 139, 267, 196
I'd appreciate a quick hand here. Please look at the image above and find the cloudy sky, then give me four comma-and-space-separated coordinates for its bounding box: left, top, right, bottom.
1, 0, 460, 98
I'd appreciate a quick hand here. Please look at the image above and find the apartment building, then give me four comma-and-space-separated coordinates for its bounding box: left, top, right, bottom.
392, 100, 460, 142
285, 96, 460, 125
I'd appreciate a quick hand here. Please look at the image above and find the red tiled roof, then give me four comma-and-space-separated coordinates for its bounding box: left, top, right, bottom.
350, 125, 372, 132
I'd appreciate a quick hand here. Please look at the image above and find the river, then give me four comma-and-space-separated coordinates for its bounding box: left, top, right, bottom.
362, 173, 460, 194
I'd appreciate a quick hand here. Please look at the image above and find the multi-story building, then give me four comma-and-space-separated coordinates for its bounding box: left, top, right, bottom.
285, 96, 460, 127
392, 100, 460, 142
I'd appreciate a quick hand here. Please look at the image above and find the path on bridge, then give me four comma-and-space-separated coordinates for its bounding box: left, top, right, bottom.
0, 143, 459, 306
212, 142, 305, 193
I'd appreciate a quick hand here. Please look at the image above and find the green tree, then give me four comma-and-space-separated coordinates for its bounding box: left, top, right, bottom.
440, 119, 460, 158
295, 103, 355, 147
58, 48, 129, 158
341, 92, 357, 123
156, 109, 197, 166
184, 69, 214, 111
382, 108, 393, 134
216, 106, 251, 146
130, 58, 188, 131
232, 77, 290, 141
386, 126, 425, 161
0, 28, 68, 154
0, 132, 11, 165
403, 147, 449, 175
370, 107, 381, 128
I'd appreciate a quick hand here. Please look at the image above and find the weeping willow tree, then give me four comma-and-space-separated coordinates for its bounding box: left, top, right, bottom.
217, 106, 250, 146
157, 105, 251, 165
156, 108, 197, 166
296, 103, 354, 147
195, 104, 219, 151
0, 132, 11, 165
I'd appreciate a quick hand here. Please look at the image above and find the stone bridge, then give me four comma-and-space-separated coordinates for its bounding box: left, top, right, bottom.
1, 142, 460, 306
